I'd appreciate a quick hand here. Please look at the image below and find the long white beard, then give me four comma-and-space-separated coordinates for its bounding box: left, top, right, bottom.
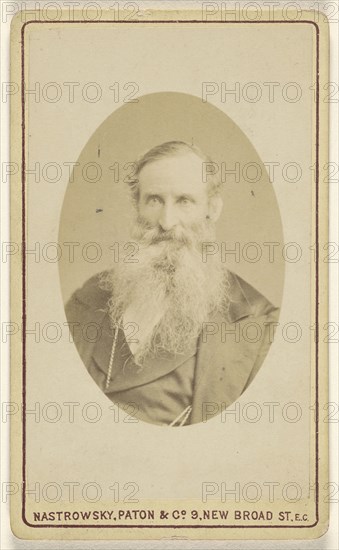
100, 219, 230, 365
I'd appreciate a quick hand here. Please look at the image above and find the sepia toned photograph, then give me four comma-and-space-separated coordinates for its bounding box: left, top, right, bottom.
62, 93, 282, 426
8, 2, 332, 543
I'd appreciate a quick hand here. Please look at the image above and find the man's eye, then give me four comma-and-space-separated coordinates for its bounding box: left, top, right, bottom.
178, 197, 191, 205
148, 196, 161, 205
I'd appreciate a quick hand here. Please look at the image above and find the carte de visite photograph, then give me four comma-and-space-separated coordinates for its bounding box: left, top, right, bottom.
10, 4, 329, 542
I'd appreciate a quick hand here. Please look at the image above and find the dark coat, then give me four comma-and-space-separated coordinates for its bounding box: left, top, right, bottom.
65, 270, 279, 425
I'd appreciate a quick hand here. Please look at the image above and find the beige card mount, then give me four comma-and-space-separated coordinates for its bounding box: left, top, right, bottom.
10, 5, 329, 541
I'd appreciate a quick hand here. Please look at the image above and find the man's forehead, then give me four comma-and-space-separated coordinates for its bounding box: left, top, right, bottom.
138, 152, 206, 189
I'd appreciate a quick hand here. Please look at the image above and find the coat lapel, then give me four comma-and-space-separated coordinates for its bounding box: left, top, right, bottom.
91, 312, 198, 393
190, 272, 270, 424
190, 314, 270, 424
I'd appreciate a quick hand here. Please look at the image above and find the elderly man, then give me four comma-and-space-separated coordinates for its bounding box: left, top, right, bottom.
66, 141, 279, 426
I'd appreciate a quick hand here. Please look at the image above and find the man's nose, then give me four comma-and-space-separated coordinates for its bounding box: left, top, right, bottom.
158, 204, 178, 231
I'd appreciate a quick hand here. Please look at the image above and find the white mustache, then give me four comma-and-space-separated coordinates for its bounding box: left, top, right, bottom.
134, 217, 209, 249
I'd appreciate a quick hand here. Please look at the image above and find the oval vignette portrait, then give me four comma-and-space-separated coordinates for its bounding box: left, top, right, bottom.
59, 92, 284, 427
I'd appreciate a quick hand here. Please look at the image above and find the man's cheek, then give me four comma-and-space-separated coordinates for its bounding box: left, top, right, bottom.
139, 211, 157, 227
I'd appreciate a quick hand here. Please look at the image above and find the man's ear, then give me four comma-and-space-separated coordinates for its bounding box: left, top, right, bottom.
207, 195, 223, 222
